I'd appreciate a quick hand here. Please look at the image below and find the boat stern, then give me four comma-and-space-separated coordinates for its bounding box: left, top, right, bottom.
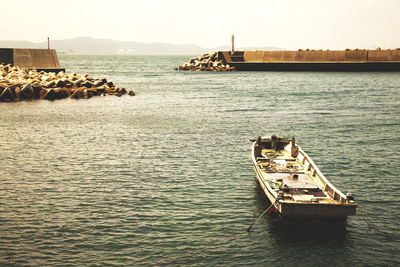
278, 201, 356, 220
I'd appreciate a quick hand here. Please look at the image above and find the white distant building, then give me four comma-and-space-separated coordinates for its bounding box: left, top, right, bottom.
117, 49, 136, 54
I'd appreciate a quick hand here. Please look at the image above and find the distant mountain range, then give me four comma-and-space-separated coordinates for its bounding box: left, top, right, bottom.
0, 37, 281, 55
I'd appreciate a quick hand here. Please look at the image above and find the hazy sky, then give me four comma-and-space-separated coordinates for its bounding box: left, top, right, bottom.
2, 0, 400, 50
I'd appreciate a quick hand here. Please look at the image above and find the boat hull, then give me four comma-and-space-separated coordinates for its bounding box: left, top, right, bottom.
279, 202, 356, 218
254, 165, 355, 221
251, 137, 356, 222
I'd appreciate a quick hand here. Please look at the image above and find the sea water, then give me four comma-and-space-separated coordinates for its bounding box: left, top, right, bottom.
0, 55, 399, 265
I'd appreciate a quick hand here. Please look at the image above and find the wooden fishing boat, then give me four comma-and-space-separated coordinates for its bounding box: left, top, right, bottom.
251, 135, 356, 223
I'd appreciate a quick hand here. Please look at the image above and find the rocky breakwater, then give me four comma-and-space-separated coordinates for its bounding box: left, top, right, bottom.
177, 52, 235, 71
0, 64, 135, 102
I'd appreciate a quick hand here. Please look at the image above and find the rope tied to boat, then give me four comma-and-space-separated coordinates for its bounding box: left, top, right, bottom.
154, 202, 276, 265
354, 199, 400, 252
354, 199, 383, 234
247, 200, 277, 232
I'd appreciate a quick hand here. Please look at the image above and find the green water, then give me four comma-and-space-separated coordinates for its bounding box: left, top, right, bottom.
0, 55, 399, 266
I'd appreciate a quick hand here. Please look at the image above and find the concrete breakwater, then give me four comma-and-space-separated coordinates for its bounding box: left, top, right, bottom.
241, 48, 400, 62
178, 49, 400, 72
0, 64, 134, 102
218, 49, 400, 71
177, 52, 236, 71
0, 48, 64, 72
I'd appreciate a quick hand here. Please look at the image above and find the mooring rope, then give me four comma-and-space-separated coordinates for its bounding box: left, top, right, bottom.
154, 199, 398, 265
247, 201, 276, 232
355, 199, 383, 233
154, 203, 273, 265
354, 199, 399, 251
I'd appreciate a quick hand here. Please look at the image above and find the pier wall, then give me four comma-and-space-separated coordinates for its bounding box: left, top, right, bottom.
0, 48, 63, 71
242, 50, 400, 62
218, 49, 400, 71
0, 48, 13, 65
367, 50, 400, 61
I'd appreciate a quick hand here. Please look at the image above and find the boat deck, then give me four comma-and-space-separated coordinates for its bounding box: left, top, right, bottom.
267, 173, 319, 190
258, 148, 336, 204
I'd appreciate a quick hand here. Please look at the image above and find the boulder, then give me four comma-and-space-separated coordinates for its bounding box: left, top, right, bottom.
20, 83, 34, 99
0, 87, 14, 101
0, 63, 134, 101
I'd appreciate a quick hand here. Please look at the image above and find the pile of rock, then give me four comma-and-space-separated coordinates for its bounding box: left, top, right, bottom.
0, 64, 134, 102
177, 52, 236, 71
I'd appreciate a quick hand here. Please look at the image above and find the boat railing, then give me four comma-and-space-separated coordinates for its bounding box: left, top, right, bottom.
298, 149, 348, 203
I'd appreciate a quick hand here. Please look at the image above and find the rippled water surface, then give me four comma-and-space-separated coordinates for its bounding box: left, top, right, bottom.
0, 55, 399, 266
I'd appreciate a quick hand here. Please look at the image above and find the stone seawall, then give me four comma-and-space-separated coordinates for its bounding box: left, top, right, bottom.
215, 49, 400, 71
241, 49, 400, 63
0, 48, 63, 71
